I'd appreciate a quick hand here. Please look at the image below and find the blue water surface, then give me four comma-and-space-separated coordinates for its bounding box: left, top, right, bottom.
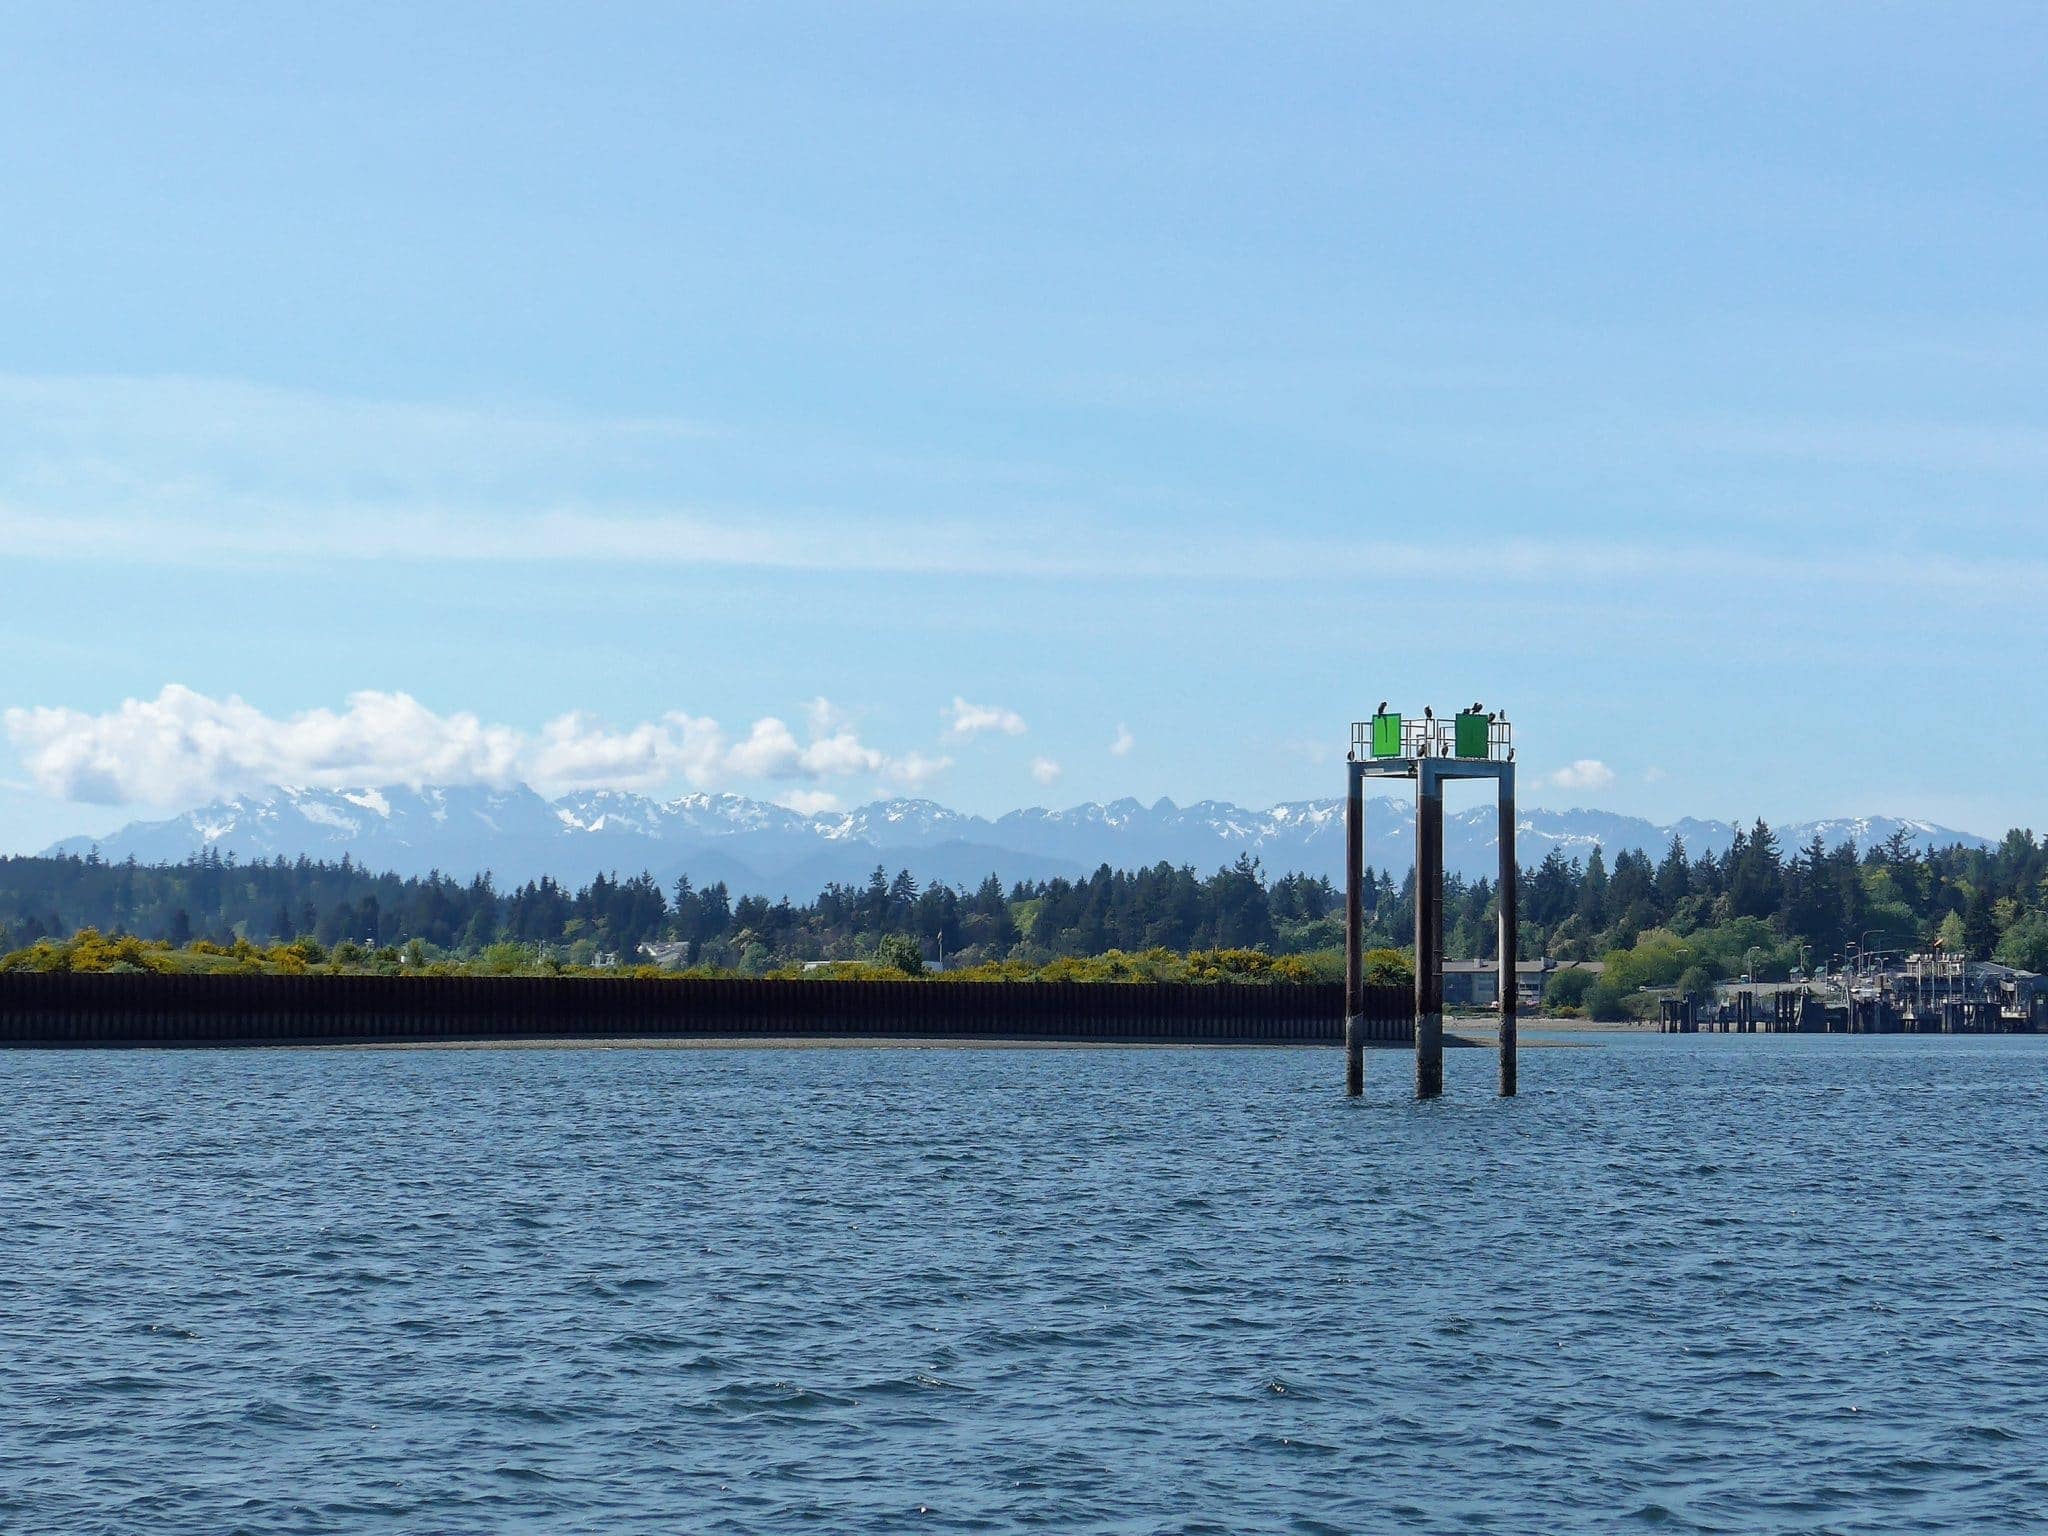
3, 1034, 2046, 1534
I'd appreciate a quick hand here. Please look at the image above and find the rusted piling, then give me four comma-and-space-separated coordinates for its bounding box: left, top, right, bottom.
1344, 764, 1366, 1097
1415, 766, 1445, 1100
1497, 780, 1517, 1097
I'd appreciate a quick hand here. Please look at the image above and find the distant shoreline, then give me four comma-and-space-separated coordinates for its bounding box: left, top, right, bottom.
346, 1021, 1617, 1052
0, 967, 1655, 1050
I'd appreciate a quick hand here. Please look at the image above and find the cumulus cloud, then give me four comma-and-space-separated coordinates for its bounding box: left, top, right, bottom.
1029, 756, 1063, 786
946, 697, 1027, 738
798, 729, 887, 778
1549, 759, 1617, 792
886, 750, 954, 791
3, 685, 524, 806
3, 686, 905, 805
723, 717, 886, 781
529, 710, 727, 792
775, 789, 843, 816
1110, 723, 1135, 757
725, 718, 805, 778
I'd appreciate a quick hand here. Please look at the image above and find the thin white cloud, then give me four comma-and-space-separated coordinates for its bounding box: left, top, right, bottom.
1029, 756, 1063, 786
5, 487, 2046, 596
11, 373, 2045, 597
0, 370, 713, 445
4, 686, 905, 805
1279, 736, 1335, 767
1680, 416, 2048, 473
1644, 765, 1669, 784
1110, 723, 1136, 757
774, 789, 842, 816
804, 696, 848, 736
946, 697, 1027, 738
1549, 759, 1617, 792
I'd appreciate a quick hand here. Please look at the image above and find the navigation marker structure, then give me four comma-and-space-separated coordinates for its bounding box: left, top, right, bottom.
1345, 707, 1518, 1100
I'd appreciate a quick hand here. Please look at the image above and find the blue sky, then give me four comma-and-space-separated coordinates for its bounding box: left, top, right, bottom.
2, 3, 2045, 851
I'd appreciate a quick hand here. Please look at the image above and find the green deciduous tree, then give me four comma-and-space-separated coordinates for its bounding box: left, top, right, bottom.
1545, 967, 1596, 1012
874, 933, 925, 976
1936, 910, 1968, 954
1993, 910, 2048, 973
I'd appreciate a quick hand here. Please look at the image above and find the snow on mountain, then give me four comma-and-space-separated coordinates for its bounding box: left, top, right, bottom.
41, 785, 1992, 896
818, 798, 978, 846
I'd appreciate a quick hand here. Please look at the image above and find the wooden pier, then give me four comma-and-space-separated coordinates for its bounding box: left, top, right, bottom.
1658, 989, 2041, 1034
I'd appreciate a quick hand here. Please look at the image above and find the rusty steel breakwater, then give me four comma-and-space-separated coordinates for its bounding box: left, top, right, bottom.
0, 972, 1417, 1048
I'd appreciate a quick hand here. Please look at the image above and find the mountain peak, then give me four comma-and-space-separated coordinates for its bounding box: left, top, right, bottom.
41, 783, 1993, 900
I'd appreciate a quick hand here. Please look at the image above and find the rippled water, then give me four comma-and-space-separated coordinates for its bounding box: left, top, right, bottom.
4, 1034, 2046, 1533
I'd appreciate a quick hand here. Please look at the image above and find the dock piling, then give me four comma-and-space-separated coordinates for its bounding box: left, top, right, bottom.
1415, 763, 1445, 1100
1497, 780, 1517, 1097
1344, 763, 1366, 1097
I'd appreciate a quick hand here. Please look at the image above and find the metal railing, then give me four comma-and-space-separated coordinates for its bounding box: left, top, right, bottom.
1351, 712, 1513, 762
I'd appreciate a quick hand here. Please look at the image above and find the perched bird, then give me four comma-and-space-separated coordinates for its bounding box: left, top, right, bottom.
1346, 747, 1356, 762
1376, 700, 1388, 715
1423, 706, 1433, 720
1486, 712, 1496, 724
1471, 701, 1483, 715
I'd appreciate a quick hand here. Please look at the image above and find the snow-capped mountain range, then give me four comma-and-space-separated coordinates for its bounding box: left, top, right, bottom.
41, 785, 1991, 896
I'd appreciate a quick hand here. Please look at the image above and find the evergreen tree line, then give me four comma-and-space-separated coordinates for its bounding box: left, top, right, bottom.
1523, 821, 2048, 977
3, 818, 2047, 982
0, 849, 1345, 970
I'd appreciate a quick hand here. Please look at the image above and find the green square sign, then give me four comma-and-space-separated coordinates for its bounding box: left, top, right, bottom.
1371, 713, 1402, 757
1455, 712, 1489, 758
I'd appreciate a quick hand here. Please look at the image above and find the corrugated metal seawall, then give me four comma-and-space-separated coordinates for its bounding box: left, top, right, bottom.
0, 974, 1416, 1047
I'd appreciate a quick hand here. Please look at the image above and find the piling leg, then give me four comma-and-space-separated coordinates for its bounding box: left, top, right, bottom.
1415, 762, 1444, 1100
1344, 762, 1365, 1097
1496, 773, 1517, 1097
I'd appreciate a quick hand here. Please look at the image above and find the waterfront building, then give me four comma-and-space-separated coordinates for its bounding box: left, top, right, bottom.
1441, 957, 1601, 1010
